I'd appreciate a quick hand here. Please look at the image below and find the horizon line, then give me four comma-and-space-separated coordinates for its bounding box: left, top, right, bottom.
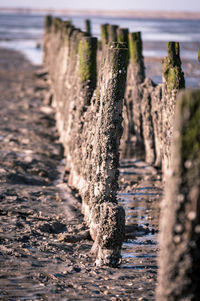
0, 7, 200, 20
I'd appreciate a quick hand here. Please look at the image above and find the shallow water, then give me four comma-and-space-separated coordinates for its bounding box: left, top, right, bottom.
0, 12, 200, 66
118, 159, 162, 272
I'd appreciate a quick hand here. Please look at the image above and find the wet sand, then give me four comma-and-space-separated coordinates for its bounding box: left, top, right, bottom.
0, 46, 196, 300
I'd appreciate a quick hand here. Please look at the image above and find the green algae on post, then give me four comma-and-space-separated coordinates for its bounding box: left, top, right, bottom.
108, 25, 118, 43
128, 32, 143, 64
100, 24, 109, 46
117, 28, 129, 47
78, 36, 97, 88
162, 41, 185, 93
198, 49, 200, 62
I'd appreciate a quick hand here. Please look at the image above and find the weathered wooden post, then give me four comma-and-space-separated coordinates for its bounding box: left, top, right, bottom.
128, 32, 145, 79
108, 24, 118, 43
161, 41, 185, 174
117, 28, 129, 46
88, 42, 128, 266
157, 90, 200, 300
45, 15, 52, 32
52, 17, 63, 33
64, 34, 97, 166
43, 15, 53, 65
162, 42, 185, 93
121, 31, 145, 157
78, 36, 97, 103
100, 23, 109, 46
85, 19, 91, 35
43, 17, 128, 267
140, 78, 156, 164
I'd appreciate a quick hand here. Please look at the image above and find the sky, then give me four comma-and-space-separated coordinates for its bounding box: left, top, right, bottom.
0, 0, 200, 12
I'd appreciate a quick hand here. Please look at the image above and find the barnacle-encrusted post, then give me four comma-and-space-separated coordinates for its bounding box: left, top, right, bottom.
161, 41, 185, 174
89, 42, 128, 267
157, 90, 200, 301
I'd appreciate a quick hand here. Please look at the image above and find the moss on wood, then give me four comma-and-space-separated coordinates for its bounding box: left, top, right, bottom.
128, 32, 143, 64
78, 37, 97, 87
178, 90, 200, 162
117, 28, 129, 47
100, 24, 109, 46
108, 25, 118, 43
198, 49, 200, 62
162, 41, 185, 93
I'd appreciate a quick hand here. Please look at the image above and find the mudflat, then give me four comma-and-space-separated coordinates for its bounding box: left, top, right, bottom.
0, 47, 162, 300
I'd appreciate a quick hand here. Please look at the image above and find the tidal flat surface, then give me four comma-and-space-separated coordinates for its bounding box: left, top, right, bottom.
0, 47, 161, 300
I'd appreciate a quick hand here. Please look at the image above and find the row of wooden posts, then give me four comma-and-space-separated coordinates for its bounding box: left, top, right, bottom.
44, 16, 200, 300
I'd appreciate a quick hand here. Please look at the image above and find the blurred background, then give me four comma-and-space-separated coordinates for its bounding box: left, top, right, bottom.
0, 0, 200, 86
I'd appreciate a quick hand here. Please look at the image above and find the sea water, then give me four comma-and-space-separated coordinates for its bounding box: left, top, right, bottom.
0, 12, 200, 78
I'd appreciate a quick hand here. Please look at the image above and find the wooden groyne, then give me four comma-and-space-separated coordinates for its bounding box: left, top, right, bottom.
43, 18, 200, 298
43, 16, 128, 266
121, 36, 185, 174
99, 23, 185, 177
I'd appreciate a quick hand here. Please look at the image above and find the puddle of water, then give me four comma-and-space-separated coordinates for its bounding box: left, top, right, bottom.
123, 253, 157, 259
121, 264, 158, 271
119, 158, 162, 269
120, 191, 162, 196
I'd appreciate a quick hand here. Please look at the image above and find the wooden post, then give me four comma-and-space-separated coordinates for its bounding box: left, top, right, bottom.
78, 36, 97, 103
128, 32, 145, 146
85, 19, 91, 35
100, 23, 109, 46
117, 28, 129, 47
89, 42, 128, 266
108, 25, 118, 43
157, 90, 200, 301
161, 41, 185, 174
162, 41, 185, 93
45, 15, 52, 32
